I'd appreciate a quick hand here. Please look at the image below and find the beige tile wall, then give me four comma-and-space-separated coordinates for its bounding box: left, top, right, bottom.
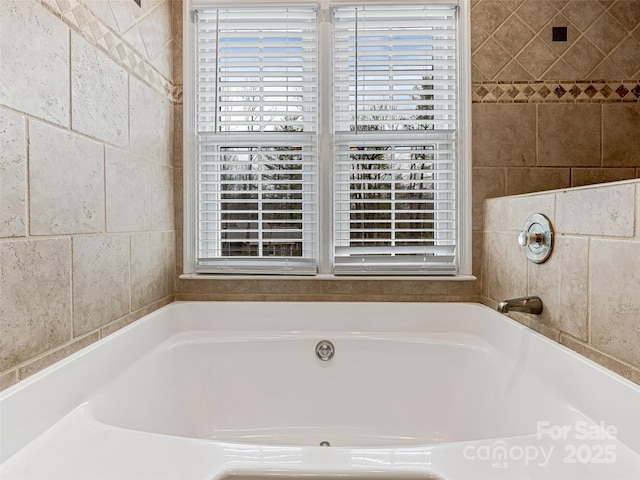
471, 0, 640, 316
0, 0, 176, 390
482, 179, 640, 384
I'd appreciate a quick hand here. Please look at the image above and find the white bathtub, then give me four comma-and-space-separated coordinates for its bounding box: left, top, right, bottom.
1, 302, 639, 479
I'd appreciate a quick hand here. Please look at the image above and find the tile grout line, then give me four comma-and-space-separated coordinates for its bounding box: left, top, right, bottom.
69, 235, 75, 341
25, 115, 31, 239
600, 103, 604, 167
586, 236, 591, 345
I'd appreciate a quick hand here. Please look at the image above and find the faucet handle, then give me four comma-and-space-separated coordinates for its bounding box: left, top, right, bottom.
519, 213, 553, 264
518, 230, 545, 248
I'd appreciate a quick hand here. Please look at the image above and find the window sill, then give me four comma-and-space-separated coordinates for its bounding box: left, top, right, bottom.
179, 273, 477, 281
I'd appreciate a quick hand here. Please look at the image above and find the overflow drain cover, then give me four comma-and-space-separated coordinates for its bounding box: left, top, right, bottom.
315, 340, 335, 361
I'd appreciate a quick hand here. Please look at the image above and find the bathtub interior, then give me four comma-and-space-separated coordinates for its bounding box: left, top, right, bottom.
87, 327, 584, 447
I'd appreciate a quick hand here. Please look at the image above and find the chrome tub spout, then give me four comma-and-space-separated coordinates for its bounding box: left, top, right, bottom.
497, 296, 543, 314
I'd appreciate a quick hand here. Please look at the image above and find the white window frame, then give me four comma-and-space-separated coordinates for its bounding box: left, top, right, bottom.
182, 0, 472, 277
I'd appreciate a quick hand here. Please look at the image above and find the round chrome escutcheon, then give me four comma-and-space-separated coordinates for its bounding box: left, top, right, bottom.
518, 213, 553, 264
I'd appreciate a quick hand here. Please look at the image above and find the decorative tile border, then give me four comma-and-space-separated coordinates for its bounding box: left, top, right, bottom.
34, 0, 640, 109
173, 84, 183, 105
473, 81, 640, 103
38, 0, 180, 104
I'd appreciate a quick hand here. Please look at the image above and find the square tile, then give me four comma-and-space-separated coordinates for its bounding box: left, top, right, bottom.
563, 37, 606, 78
528, 236, 589, 341
130, 76, 173, 165
105, 147, 151, 232
29, 121, 104, 235
561, 0, 605, 30
483, 196, 510, 232
131, 232, 172, 310
571, 168, 638, 187
508, 193, 556, 231
497, 60, 535, 81
516, 37, 559, 79
473, 38, 511, 79
471, 19, 490, 53
472, 103, 536, 166
538, 104, 601, 167
0, 108, 27, 238
83, 0, 119, 32
516, 0, 558, 32
493, 14, 535, 56
603, 104, 640, 167
609, 36, 640, 77
585, 13, 628, 54
137, 0, 172, 59
71, 33, 129, 147
0, 0, 69, 126
473, 168, 506, 228
108, 0, 138, 33
608, 0, 640, 32
505, 167, 570, 195
483, 231, 528, 301
72, 235, 131, 336
472, 0, 511, 32
150, 164, 174, 230
0, 239, 72, 371
590, 238, 640, 367
556, 183, 636, 236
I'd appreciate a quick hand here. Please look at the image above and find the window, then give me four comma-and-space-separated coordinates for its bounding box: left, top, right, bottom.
333, 4, 458, 274
194, 6, 318, 274
183, 0, 471, 276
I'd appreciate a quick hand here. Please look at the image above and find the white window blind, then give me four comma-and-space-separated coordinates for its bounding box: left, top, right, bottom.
333, 4, 458, 275
195, 7, 318, 274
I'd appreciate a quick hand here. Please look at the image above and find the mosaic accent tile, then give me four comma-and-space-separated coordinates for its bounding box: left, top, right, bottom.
538, 86, 551, 100
491, 85, 504, 100
173, 85, 184, 105
473, 81, 640, 103
601, 85, 613, 99
506, 85, 519, 99
554, 85, 567, 99
584, 85, 598, 98
38, 0, 179, 104
569, 85, 581, 98
616, 85, 629, 98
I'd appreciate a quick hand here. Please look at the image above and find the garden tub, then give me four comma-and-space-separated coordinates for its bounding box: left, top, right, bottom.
1, 302, 639, 479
